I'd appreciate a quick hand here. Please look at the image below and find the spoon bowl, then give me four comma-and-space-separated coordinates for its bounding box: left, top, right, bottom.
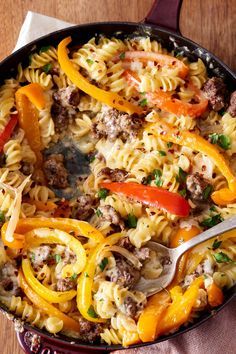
135, 217, 236, 296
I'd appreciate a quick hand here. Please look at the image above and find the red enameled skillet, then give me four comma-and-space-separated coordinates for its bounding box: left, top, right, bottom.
0, 0, 235, 353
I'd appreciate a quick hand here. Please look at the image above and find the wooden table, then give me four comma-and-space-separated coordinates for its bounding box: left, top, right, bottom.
0, 1, 235, 353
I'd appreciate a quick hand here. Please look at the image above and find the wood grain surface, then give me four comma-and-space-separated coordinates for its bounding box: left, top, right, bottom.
0, 1, 235, 353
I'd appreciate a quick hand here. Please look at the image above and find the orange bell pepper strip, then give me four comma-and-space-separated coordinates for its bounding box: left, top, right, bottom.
155, 277, 203, 337
16, 83, 45, 110
23, 198, 57, 212
124, 70, 208, 117
147, 118, 236, 205
77, 233, 123, 323
57, 37, 142, 115
206, 283, 224, 307
2, 217, 104, 249
116, 51, 189, 79
137, 291, 170, 342
19, 270, 80, 333
0, 114, 18, 152
100, 182, 190, 217
170, 226, 201, 285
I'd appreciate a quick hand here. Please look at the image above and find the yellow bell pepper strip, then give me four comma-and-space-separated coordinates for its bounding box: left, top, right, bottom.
57, 37, 142, 115
22, 258, 76, 303
2, 217, 105, 249
155, 277, 203, 337
170, 226, 201, 285
137, 291, 170, 342
206, 283, 224, 307
115, 51, 189, 79
19, 269, 80, 333
0, 114, 18, 152
147, 117, 236, 205
16, 83, 45, 110
77, 232, 123, 323
24, 228, 86, 276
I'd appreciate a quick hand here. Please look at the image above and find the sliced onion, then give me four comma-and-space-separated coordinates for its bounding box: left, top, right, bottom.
102, 245, 142, 270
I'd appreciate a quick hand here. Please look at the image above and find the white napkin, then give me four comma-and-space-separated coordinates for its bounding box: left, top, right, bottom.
14, 11, 75, 52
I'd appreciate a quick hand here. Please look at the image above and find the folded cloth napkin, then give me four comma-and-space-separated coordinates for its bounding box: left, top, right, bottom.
14, 11, 236, 354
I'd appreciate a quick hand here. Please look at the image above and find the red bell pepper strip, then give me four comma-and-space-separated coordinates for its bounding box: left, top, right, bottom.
124, 70, 208, 117
115, 51, 189, 79
100, 182, 190, 217
0, 114, 18, 152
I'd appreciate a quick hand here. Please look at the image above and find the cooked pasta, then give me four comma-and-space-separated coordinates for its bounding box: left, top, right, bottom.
0, 34, 235, 349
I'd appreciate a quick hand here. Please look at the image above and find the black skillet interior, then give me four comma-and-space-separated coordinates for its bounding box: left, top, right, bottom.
0, 17, 235, 354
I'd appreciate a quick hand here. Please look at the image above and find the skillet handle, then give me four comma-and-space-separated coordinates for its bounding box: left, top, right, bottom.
144, 0, 182, 35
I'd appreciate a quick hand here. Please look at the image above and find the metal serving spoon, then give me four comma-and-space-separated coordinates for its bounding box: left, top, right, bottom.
135, 217, 236, 296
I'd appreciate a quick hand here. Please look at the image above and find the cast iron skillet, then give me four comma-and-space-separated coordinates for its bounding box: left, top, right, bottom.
0, 0, 235, 353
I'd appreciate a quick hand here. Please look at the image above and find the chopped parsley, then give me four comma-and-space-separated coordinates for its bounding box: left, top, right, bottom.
97, 188, 109, 200
212, 239, 222, 250
42, 63, 52, 73
84, 272, 89, 278
139, 98, 148, 107
96, 208, 103, 217
213, 252, 234, 264
55, 254, 62, 263
209, 205, 217, 212
154, 169, 163, 187
200, 214, 223, 228
31, 253, 35, 262
126, 214, 137, 228
209, 133, 231, 150
89, 155, 96, 163
176, 167, 187, 184
0, 211, 5, 223
99, 257, 108, 271
179, 189, 187, 197
158, 150, 167, 156
70, 273, 78, 280
39, 45, 51, 53
119, 52, 125, 60
87, 305, 98, 318
202, 185, 213, 200
167, 142, 173, 148
86, 58, 94, 65
139, 91, 146, 95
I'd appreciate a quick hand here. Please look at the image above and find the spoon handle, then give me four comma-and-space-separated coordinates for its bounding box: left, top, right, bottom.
175, 217, 236, 257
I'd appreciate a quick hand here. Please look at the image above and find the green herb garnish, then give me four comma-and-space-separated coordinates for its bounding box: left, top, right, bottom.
200, 214, 223, 228
97, 188, 109, 200
42, 63, 52, 73
126, 214, 137, 228
176, 167, 187, 184
209, 205, 217, 212
84, 272, 89, 278
39, 46, 51, 53
99, 257, 108, 271
158, 150, 167, 156
154, 169, 163, 187
0, 211, 5, 223
209, 133, 231, 150
87, 305, 98, 318
70, 273, 77, 280
179, 189, 187, 197
213, 252, 234, 264
212, 239, 222, 250
139, 91, 146, 95
167, 142, 173, 148
31, 253, 35, 262
139, 98, 148, 107
96, 209, 103, 217
203, 185, 213, 200
86, 58, 94, 65
55, 254, 62, 263
119, 52, 125, 60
